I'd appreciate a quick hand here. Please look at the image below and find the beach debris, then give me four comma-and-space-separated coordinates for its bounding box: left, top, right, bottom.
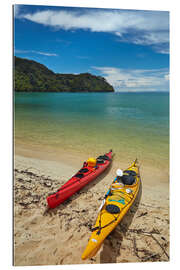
32, 195, 40, 203
82, 222, 92, 231
14, 166, 169, 264
19, 197, 33, 206
43, 180, 52, 187
129, 227, 169, 261
132, 236, 161, 262
17, 178, 24, 182
137, 211, 148, 218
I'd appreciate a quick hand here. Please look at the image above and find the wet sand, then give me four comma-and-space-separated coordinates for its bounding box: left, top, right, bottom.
13, 148, 169, 266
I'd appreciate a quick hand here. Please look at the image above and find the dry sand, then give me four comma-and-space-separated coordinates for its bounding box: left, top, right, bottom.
13, 151, 169, 266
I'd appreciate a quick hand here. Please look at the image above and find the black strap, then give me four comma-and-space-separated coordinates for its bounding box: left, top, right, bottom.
91, 214, 118, 235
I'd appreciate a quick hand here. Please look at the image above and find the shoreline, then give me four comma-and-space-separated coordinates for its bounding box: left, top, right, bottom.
15, 140, 169, 178
14, 146, 169, 266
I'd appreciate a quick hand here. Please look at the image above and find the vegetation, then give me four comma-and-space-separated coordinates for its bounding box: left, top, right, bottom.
14, 57, 114, 92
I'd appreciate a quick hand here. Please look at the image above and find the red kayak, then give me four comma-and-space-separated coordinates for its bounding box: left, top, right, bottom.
47, 150, 113, 208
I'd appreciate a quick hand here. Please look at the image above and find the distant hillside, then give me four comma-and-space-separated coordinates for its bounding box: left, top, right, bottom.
14, 57, 114, 92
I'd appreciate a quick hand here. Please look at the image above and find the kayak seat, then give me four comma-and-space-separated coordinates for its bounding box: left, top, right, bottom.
106, 204, 120, 214
79, 168, 89, 173
97, 155, 110, 161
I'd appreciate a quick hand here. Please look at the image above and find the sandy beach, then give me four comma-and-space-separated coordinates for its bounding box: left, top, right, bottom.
13, 146, 169, 266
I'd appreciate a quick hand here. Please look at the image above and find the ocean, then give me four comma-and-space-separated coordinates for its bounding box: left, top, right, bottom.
14, 92, 169, 169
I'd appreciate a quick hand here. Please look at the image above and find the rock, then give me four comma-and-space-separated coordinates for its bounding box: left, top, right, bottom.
17, 178, 24, 182
19, 197, 33, 206
32, 195, 41, 203
44, 181, 52, 187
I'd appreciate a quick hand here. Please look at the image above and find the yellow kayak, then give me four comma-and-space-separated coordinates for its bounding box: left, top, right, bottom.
81, 159, 140, 260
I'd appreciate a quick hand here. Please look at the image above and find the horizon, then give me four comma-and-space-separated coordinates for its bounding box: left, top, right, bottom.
14, 5, 169, 92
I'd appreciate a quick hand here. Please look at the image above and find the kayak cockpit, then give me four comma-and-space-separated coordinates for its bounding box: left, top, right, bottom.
114, 170, 136, 185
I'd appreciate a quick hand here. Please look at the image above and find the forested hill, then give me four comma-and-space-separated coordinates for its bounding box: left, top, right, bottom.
14, 57, 114, 92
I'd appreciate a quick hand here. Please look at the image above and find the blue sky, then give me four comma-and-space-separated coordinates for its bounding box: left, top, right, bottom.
14, 5, 169, 92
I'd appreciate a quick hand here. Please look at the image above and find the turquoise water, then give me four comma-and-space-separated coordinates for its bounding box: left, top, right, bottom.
14, 92, 169, 168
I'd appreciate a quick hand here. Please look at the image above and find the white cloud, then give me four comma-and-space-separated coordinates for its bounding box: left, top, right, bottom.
92, 66, 169, 92
15, 49, 58, 57
157, 48, 169, 54
35, 51, 58, 56
16, 8, 169, 52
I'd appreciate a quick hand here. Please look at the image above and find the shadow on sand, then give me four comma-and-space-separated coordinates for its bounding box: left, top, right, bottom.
100, 179, 142, 263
